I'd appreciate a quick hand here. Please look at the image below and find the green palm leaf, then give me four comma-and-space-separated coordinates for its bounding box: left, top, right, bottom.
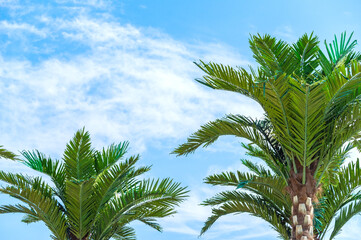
318, 159, 361, 240
330, 199, 361, 239
0, 185, 67, 239
292, 32, 320, 82
201, 191, 290, 239
65, 179, 95, 239
63, 128, 95, 181
249, 34, 295, 76
94, 141, 129, 174
21, 150, 66, 199
0, 146, 17, 160
112, 226, 136, 240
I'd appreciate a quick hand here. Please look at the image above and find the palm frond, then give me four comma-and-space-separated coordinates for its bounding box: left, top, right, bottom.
241, 143, 289, 179
194, 61, 262, 103
138, 218, 162, 232
0, 204, 41, 223
288, 80, 326, 178
22, 214, 41, 224
241, 159, 273, 177
173, 115, 287, 178
316, 143, 352, 186
93, 155, 150, 213
324, 61, 361, 121
0, 171, 53, 198
326, 32, 359, 69
112, 226, 136, 240
292, 32, 320, 82
63, 128, 95, 181
94, 141, 129, 174
0, 146, 17, 160
95, 178, 187, 240
21, 150, 66, 199
329, 199, 361, 239
249, 34, 295, 76
317, 159, 361, 239
205, 170, 289, 210
65, 179, 95, 239
201, 191, 290, 239
0, 186, 67, 239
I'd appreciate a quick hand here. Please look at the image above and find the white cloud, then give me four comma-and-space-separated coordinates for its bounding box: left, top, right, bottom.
55, 0, 110, 8
0, 15, 263, 157
0, 0, 17, 6
0, 21, 47, 37
159, 190, 209, 236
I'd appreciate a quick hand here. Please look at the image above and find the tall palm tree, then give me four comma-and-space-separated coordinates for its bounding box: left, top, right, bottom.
173, 32, 361, 240
0, 128, 188, 240
201, 133, 361, 240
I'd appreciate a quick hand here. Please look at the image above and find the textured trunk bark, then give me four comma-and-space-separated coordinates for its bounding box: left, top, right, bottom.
69, 233, 79, 240
68, 232, 89, 240
287, 167, 317, 240
290, 192, 314, 239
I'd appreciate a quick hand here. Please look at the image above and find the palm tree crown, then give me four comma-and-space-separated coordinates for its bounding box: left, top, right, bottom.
0, 128, 188, 240
174, 32, 361, 240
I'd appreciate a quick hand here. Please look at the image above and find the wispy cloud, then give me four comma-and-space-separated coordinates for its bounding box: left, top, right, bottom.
0, 21, 47, 37
0, 0, 17, 6
55, 0, 110, 8
274, 25, 297, 42
0, 14, 262, 157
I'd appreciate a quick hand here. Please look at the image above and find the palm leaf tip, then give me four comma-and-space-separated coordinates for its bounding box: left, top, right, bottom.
171, 142, 198, 156
0, 146, 18, 160
63, 128, 95, 180
199, 214, 219, 236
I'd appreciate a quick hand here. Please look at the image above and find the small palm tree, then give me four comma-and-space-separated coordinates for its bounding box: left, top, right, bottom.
0, 128, 188, 240
174, 32, 361, 240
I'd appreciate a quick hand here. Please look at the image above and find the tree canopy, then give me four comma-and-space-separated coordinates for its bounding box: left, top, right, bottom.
0, 128, 188, 240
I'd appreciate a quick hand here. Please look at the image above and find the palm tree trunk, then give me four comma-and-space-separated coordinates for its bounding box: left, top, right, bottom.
287, 167, 317, 240
290, 193, 314, 239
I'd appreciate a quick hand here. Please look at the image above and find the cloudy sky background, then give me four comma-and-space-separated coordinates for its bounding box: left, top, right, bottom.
0, 0, 361, 239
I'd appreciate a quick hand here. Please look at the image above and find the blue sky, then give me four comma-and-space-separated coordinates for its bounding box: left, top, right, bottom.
0, 0, 361, 239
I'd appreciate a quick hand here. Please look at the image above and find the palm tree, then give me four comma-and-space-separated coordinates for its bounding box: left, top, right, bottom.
201, 136, 361, 240
0, 128, 188, 240
173, 32, 361, 240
